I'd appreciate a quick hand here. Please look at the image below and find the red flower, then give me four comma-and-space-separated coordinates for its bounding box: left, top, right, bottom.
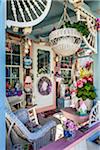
88, 76, 93, 83
83, 76, 88, 81
77, 80, 83, 88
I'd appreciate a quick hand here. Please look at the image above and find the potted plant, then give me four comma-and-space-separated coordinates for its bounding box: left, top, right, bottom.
49, 0, 90, 56
76, 75, 96, 111
49, 21, 89, 56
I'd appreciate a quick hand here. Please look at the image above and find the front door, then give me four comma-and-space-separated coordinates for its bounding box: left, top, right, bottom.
33, 43, 56, 112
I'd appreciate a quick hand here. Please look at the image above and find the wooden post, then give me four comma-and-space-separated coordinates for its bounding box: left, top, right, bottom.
94, 18, 100, 100
0, 0, 5, 149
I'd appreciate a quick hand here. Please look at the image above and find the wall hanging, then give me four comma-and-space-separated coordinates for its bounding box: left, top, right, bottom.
24, 76, 33, 93
38, 77, 52, 96
23, 55, 32, 69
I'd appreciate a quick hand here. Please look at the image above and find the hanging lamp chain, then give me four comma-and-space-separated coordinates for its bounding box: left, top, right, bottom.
64, 0, 68, 22
57, 0, 71, 29
64, 0, 72, 23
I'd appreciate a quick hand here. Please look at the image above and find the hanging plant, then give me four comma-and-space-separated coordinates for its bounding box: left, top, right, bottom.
61, 21, 90, 37
49, 0, 84, 56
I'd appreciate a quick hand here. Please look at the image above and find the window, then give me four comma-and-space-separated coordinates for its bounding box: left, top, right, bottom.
61, 69, 72, 84
37, 49, 50, 74
6, 43, 21, 87
61, 56, 73, 69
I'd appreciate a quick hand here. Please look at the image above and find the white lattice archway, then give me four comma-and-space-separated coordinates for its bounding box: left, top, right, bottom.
71, 0, 97, 53
89, 101, 100, 127
7, 0, 52, 27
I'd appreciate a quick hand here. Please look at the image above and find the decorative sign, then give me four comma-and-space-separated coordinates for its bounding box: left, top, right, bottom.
38, 77, 52, 95
23, 56, 32, 69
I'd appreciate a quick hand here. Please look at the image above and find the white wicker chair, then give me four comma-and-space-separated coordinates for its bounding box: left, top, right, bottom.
5, 100, 56, 150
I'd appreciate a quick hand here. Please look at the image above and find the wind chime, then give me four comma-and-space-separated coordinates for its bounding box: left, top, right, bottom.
23, 39, 33, 106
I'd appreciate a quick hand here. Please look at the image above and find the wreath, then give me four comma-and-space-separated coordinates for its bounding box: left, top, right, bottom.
38, 77, 52, 95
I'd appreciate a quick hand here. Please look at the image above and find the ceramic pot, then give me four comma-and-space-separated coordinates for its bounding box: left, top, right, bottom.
84, 99, 93, 111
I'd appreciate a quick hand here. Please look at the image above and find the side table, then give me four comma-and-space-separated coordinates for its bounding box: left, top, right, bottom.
7, 94, 26, 109
26, 104, 39, 125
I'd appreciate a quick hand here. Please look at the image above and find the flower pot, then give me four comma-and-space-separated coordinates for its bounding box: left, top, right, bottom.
76, 111, 87, 116
64, 130, 75, 139
84, 99, 93, 111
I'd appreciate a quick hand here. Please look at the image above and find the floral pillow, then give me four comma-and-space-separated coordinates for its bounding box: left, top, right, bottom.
25, 121, 41, 132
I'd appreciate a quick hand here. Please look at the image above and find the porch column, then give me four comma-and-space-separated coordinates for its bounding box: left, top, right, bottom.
0, 0, 5, 149
94, 18, 100, 100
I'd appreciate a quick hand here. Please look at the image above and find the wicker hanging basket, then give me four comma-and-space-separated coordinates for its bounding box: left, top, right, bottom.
49, 28, 82, 56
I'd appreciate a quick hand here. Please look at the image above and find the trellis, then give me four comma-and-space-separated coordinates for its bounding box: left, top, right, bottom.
71, 0, 97, 53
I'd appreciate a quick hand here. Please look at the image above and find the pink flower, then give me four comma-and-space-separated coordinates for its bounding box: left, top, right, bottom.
70, 89, 77, 94
64, 120, 78, 131
83, 76, 88, 81
82, 78, 87, 84
68, 122, 75, 129
88, 76, 93, 83
77, 80, 83, 88
85, 61, 92, 69
74, 82, 77, 87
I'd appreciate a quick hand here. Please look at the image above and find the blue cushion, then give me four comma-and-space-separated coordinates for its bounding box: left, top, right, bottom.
25, 121, 41, 132
14, 109, 29, 124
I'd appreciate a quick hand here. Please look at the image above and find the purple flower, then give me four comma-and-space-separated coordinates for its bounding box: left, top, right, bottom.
63, 120, 78, 131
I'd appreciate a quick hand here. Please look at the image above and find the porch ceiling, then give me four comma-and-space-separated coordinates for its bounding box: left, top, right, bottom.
7, 0, 99, 39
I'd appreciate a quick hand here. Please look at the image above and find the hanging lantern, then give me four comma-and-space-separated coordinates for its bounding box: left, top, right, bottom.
49, 0, 82, 56
24, 76, 33, 93
23, 55, 32, 69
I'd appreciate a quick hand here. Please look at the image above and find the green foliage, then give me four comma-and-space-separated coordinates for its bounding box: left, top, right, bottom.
61, 21, 90, 37
76, 82, 96, 100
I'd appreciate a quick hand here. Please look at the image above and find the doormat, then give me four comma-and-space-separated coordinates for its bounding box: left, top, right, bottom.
39, 109, 60, 118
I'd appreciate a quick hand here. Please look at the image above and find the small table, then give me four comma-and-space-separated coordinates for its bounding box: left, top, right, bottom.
61, 107, 89, 124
